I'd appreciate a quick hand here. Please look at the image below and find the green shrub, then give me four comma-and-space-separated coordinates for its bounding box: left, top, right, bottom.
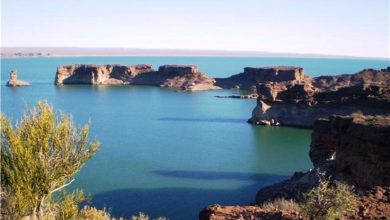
300, 177, 358, 220
1, 102, 99, 219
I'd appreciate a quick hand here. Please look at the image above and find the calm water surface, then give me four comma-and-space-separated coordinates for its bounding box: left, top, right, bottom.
1, 57, 389, 219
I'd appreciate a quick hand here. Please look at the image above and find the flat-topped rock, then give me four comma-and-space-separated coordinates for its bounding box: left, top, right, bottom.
158, 65, 199, 75
215, 66, 307, 91
54, 64, 220, 91
55, 64, 154, 85
6, 69, 30, 87
243, 66, 305, 82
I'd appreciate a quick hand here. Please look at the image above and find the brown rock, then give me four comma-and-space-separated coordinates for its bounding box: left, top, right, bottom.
309, 115, 390, 187
199, 204, 302, 220
215, 66, 305, 90
54, 64, 221, 91
6, 69, 30, 87
249, 67, 390, 127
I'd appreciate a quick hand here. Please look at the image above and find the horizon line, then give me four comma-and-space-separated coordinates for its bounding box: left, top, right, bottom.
1, 46, 389, 60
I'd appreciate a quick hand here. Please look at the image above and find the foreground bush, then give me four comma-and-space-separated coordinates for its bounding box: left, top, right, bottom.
300, 178, 358, 220
1, 102, 99, 219
1, 102, 167, 220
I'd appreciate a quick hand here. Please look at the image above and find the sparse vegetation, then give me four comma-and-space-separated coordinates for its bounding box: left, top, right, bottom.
259, 198, 300, 213
300, 178, 358, 220
257, 177, 358, 220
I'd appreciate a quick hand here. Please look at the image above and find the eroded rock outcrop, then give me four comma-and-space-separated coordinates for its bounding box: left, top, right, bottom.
249, 67, 390, 127
6, 69, 30, 87
54, 64, 220, 91
55, 64, 154, 85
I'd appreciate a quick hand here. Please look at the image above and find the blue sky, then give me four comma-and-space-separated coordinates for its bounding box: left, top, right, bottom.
1, 0, 389, 58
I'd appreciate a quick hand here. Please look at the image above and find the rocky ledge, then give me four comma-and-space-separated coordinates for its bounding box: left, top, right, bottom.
248, 67, 390, 127
54, 64, 220, 91
201, 115, 390, 219
6, 69, 30, 87
199, 205, 302, 220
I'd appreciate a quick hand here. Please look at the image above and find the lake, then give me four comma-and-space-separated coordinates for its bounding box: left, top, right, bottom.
1, 56, 389, 219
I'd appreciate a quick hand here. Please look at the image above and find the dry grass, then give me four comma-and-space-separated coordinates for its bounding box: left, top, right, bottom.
259, 198, 300, 213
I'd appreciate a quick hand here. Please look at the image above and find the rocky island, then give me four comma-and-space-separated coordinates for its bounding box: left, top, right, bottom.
201, 115, 390, 219
54, 64, 220, 91
6, 69, 30, 87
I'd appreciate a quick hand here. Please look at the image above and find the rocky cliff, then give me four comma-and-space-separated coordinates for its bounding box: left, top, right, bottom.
201, 115, 390, 219
249, 67, 390, 127
54, 64, 220, 91
6, 69, 30, 87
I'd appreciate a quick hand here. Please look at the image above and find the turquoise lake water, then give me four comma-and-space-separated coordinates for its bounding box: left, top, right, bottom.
1, 57, 389, 219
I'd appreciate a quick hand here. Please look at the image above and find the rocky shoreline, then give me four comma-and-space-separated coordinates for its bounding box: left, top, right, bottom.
248, 67, 390, 127
201, 115, 390, 219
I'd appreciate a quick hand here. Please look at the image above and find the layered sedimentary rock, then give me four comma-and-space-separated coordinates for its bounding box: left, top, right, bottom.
133, 65, 220, 91
55, 64, 153, 85
249, 67, 390, 127
215, 66, 306, 91
54, 64, 220, 91
6, 69, 30, 87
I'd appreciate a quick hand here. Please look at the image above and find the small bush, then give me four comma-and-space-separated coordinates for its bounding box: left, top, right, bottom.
259, 198, 300, 212
78, 206, 112, 220
130, 212, 167, 220
300, 178, 357, 220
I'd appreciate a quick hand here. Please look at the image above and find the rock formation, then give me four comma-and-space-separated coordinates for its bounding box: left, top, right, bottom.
249, 67, 390, 127
215, 66, 306, 91
55, 64, 154, 85
201, 115, 390, 219
6, 69, 30, 87
54, 64, 220, 91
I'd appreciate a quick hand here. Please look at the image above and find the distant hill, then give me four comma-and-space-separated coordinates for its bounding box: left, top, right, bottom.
1, 47, 387, 59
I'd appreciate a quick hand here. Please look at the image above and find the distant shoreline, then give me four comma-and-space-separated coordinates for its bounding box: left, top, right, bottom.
2, 47, 389, 60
